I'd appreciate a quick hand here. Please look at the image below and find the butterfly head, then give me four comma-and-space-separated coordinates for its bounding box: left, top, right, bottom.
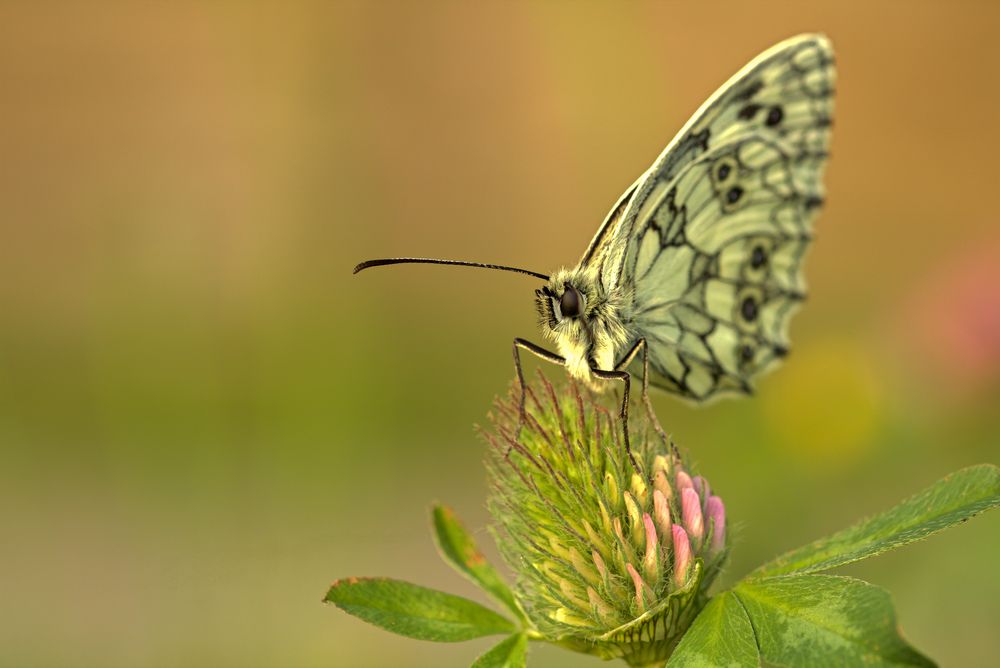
536, 283, 582, 325
534, 269, 611, 379
535, 269, 588, 326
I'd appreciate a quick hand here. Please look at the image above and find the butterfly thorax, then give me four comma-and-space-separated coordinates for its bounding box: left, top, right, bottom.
534, 266, 634, 388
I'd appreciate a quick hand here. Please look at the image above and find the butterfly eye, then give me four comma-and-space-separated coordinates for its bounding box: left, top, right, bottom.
559, 286, 582, 318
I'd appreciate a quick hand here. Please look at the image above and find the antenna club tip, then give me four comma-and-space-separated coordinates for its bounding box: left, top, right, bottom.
352, 262, 367, 274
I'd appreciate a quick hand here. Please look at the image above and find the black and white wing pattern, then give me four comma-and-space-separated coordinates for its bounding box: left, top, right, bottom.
606, 34, 835, 400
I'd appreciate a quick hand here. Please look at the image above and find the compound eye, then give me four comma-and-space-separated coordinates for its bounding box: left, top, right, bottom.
559, 285, 581, 318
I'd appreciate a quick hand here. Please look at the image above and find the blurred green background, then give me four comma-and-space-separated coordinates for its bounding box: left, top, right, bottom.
2, 2, 999, 666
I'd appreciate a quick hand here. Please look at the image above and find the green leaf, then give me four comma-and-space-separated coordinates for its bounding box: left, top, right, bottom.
752, 464, 1000, 578
325, 577, 516, 642
432, 504, 527, 624
470, 633, 528, 668
667, 592, 759, 667
733, 574, 934, 667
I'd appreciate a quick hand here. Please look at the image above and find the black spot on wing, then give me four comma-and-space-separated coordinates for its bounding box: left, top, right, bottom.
765, 105, 784, 127
733, 79, 764, 102
738, 103, 761, 120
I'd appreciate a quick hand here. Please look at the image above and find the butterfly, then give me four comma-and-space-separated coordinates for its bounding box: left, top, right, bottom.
355, 34, 835, 460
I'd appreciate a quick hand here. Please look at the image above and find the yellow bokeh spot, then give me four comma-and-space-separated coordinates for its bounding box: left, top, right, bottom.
760, 339, 884, 471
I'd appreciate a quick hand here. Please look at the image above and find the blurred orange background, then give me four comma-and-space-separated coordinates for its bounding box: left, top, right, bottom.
1, 2, 998, 666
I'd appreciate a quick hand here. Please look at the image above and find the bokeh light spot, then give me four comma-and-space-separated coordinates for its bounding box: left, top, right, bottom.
761, 339, 885, 472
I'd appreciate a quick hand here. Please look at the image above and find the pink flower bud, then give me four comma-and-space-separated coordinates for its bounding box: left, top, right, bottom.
693, 475, 710, 500
592, 549, 608, 579
676, 470, 694, 492
671, 524, 691, 588
653, 489, 672, 548
706, 495, 726, 556
626, 562, 647, 612
681, 487, 704, 547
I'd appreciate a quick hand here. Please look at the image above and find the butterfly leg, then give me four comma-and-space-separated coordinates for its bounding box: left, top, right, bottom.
591, 367, 640, 471
615, 338, 667, 445
512, 338, 565, 438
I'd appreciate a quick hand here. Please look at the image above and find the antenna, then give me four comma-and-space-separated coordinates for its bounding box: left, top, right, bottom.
353, 257, 549, 281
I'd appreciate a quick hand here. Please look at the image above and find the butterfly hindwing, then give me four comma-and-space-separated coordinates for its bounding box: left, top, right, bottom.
608, 35, 834, 401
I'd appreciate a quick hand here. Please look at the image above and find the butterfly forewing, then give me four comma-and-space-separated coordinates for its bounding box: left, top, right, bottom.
595, 34, 834, 401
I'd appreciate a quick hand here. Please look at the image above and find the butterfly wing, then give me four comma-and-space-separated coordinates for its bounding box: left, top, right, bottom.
580, 179, 639, 271
603, 34, 835, 400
